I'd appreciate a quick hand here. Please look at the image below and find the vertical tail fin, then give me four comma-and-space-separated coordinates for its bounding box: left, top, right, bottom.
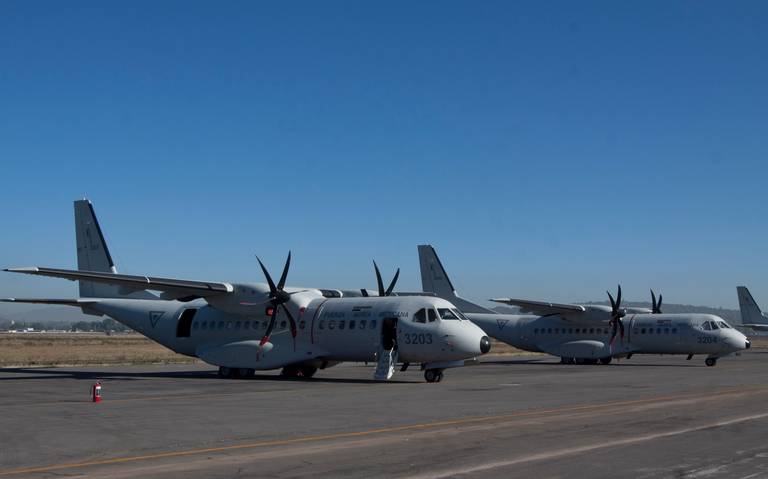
417, 245, 494, 314
737, 286, 767, 325
74, 199, 154, 299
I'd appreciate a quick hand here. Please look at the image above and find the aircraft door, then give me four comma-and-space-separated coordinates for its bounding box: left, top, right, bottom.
382, 317, 397, 351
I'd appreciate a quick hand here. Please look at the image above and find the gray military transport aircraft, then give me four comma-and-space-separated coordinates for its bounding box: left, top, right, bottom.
418, 245, 750, 367
737, 286, 768, 332
1, 200, 491, 383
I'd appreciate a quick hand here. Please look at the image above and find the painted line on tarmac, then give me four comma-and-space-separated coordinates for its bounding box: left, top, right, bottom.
0, 386, 766, 477
407, 412, 768, 479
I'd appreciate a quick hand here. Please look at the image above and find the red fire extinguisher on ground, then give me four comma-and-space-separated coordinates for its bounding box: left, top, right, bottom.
91, 380, 103, 403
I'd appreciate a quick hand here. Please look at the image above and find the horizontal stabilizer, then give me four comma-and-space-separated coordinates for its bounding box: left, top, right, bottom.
4, 267, 233, 301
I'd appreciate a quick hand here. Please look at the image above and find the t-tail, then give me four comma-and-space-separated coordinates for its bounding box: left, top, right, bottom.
74, 199, 154, 299
417, 244, 494, 314
737, 286, 768, 329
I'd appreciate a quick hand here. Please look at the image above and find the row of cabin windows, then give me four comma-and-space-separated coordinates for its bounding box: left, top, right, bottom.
534, 327, 679, 335
535, 327, 610, 335
190, 318, 380, 333
635, 327, 678, 334
191, 319, 306, 332
318, 319, 377, 330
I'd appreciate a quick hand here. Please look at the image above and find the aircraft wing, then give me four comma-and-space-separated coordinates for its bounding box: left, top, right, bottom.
4, 267, 233, 301
1, 298, 99, 306
490, 298, 586, 316
740, 324, 768, 331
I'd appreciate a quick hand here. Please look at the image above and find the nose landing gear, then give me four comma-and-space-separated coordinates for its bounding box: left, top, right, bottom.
705, 357, 718, 367
424, 369, 444, 383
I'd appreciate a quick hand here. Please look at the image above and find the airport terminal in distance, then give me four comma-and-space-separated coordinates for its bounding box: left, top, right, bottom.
1, 200, 767, 478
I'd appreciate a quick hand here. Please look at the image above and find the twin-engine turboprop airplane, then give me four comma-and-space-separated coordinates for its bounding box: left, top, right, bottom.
2, 201, 491, 383
737, 286, 768, 332
418, 245, 750, 366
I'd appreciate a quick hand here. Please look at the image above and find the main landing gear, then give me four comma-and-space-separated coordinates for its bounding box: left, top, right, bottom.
217, 366, 255, 379
280, 364, 318, 379
424, 369, 444, 383
560, 357, 612, 365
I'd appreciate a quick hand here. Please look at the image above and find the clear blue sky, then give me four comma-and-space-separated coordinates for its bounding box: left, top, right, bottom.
1, 1, 767, 310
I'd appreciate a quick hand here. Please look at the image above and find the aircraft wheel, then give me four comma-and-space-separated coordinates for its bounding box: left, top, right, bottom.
281, 365, 301, 377
705, 358, 718, 367
218, 366, 232, 378
238, 368, 255, 379
425, 369, 442, 383
599, 357, 612, 365
299, 366, 318, 378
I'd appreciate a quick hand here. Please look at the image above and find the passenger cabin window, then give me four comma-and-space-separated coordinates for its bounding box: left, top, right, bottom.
427, 309, 437, 322
413, 309, 427, 323
438, 308, 459, 320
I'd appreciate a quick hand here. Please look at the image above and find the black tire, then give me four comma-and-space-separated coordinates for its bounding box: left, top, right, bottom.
599, 357, 612, 365
425, 369, 440, 383
218, 366, 232, 378
238, 368, 255, 379
436, 372, 444, 382
299, 366, 318, 378
705, 358, 717, 367
281, 365, 301, 377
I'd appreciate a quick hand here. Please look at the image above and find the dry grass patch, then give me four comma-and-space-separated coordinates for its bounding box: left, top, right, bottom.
0, 333, 198, 367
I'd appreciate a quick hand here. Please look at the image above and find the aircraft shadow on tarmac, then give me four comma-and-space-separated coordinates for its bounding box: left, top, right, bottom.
0, 367, 416, 384
480, 358, 703, 367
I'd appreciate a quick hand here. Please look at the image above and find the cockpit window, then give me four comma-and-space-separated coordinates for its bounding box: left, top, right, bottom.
427, 309, 437, 322
438, 308, 459, 320
451, 308, 468, 320
702, 321, 712, 330
717, 321, 731, 329
710, 321, 720, 329
413, 309, 426, 323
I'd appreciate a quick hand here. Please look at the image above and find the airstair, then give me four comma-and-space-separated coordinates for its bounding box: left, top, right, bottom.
374, 347, 398, 380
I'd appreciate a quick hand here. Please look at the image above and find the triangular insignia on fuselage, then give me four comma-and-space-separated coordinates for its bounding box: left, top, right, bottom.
497, 319, 509, 330
149, 311, 165, 328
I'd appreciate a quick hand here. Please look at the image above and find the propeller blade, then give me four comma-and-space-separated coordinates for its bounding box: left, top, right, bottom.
277, 251, 291, 290
616, 285, 622, 310
256, 256, 278, 296
607, 291, 616, 312
651, 289, 657, 312
374, 261, 385, 297
384, 268, 400, 296
657, 294, 662, 314
281, 304, 298, 339
260, 305, 279, 346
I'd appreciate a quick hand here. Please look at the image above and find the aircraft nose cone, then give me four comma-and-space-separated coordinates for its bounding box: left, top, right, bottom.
480, 336, 491, 354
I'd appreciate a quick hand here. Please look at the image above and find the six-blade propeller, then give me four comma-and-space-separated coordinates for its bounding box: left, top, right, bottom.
255, 251, 300, 348
607, 285, 626, 345
651, 289, 663, 314
361, 261, 400, 297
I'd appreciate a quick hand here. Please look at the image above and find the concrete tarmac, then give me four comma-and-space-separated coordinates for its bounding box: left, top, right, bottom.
1, 352, 768, 478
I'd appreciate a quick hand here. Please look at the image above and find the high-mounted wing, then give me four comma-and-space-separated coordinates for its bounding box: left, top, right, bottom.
4, 267, 233, 301
490, 298, 586, 316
